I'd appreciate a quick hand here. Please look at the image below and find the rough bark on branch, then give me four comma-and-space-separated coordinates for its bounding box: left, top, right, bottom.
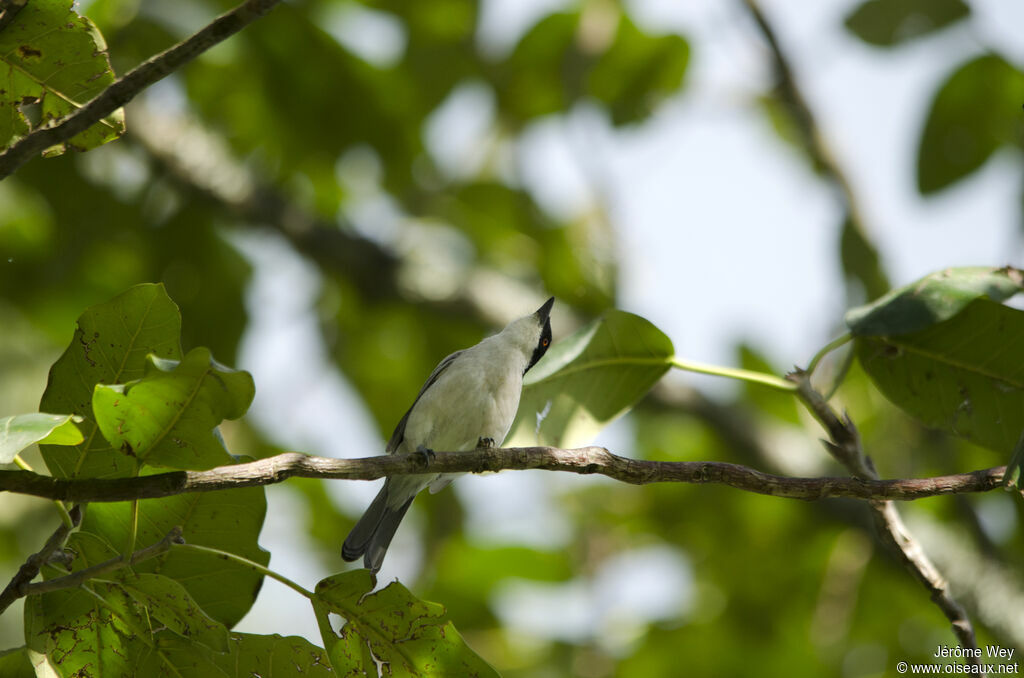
0, 447, 1004, 503
0, 0, 283, 180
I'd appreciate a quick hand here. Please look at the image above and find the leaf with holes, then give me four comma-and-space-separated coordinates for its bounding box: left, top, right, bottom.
0, 0, 125, 154
0, 413, 82, 463
312, 570, 498, 677
92, 347, 254, 471
109, 573, 230, 653
506, 310, 674, 448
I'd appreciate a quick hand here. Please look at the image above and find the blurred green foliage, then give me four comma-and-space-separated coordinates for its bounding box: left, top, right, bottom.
1, 0, 1023, 676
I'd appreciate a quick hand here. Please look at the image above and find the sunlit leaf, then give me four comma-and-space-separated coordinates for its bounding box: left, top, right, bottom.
39, 283, 183, 479
916, 54, 1024, 194
92, 347, 255, 470
844, 0, 969, 47
0, 0, 124, 153
845, 266, 1023, 336
506, 310, 674, 448
0, 413, 82, 463
312, 570, 499, 676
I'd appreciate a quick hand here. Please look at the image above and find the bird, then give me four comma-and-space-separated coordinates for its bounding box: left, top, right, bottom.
342, 297, 555, 573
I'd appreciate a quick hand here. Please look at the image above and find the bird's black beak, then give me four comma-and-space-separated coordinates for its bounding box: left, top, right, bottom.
534, 297, 555, 323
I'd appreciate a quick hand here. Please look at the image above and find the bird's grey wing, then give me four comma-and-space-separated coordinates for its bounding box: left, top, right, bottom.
385, 349, 465, 454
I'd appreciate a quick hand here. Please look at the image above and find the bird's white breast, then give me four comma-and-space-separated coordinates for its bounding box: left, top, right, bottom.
402, 346, 524, 453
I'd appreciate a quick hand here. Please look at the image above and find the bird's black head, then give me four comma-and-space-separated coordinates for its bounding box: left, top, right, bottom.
526, 297, 554, 374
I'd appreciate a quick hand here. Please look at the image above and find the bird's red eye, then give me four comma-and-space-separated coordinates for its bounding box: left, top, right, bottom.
542, 338, 549, 346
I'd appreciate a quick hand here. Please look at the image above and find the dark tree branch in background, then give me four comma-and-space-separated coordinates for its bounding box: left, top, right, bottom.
0, 504, 81, 615
740, 0, 889, 300
0, 0, 28, 34
789, 369, 984, 668
0, 448, 1004, 503
0, 0, 283, 180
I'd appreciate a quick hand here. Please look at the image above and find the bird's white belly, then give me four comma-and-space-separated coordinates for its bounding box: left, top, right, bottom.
402, 363, 521, 453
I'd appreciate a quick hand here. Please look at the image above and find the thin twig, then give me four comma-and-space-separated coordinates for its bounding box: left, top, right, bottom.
0, 0, 27, 33
22, 526, 184, 598
0, 504, 82, 615
0, 0, 283, 180
0, 447, 1005, 503
789, 368, 984, 668
740, 0, 889, 300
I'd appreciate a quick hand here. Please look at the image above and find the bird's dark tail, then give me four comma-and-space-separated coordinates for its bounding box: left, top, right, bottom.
341, 480, 414, 573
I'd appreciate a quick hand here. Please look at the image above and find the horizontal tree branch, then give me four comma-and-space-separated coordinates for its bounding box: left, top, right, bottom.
0, 0, 282, 180
0, 447, 1005, 504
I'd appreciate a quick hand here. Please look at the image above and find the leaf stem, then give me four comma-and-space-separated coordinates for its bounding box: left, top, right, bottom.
172, 543, 314, 599
669, 357, 796, 392
806, 332, 853, 377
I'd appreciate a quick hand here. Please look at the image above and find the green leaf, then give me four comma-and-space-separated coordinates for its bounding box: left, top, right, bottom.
0, 413, 82, 463
844, 0, 969, 47
144, 632, 333, 677
586, 16, 689, 126
845, 266, 1024, 336
39, 283, 183, 479
856, 298, 1024, 455
916, 54, 1024, 194
496, 12, 689, 127
25, 583, 154, 678
92, 347, 255, 470
70, 485, 270, 629
506, 310, 674, 448
109, 573, 230, 653
0, 647, 35, 678
0, 0, 125, 153
312, 570, 498, 677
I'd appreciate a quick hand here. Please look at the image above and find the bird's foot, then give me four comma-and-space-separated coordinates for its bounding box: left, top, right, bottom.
476, 437, 496, 449
414, 444, 435, 467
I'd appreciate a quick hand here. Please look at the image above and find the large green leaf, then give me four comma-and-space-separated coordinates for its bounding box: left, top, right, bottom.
0, 0, 125, 153
138, 632, 334, 677
0, 413, 82, 463
39, 283, 183, 479
313, 570, 498, 677
26, 579, 303, 678
506, 310, 674, 448
25, 582, 154, 678
844, 0, 969, 47
845, 266, 1023, 336
853, 294, 1024, 457
107, 573, 230, 653
916, 54, 1024, 194
848, 268, 1024, 464
0, 648, 35, 678
93, 347, 255, 471
69, 484, 270, 629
